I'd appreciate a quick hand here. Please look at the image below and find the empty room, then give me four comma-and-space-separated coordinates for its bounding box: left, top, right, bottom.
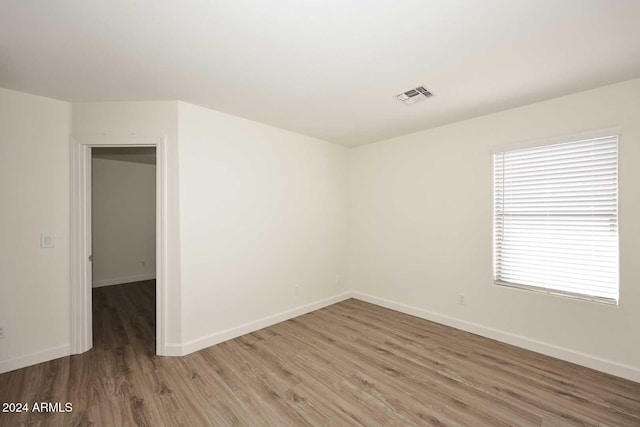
1, 1, 639, 426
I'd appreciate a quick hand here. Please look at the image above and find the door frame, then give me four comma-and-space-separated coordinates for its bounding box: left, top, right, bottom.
70, 134, 168, 355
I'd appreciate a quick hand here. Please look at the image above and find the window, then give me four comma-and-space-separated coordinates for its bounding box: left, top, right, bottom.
493, 135, 619, 303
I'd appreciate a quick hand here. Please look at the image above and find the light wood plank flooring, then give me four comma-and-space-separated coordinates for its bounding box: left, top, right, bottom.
1, 281, 639, 426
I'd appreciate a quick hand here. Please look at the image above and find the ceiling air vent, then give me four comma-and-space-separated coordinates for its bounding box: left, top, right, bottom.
395, 85, 434, 105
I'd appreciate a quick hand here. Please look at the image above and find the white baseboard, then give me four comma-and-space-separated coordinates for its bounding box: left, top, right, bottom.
7, 291, 637, 383
92, 273, 156, 288
0, 344, 70, 374
177, 292, 353, 356
351, 291, 640, 383
162, 343, 184, 357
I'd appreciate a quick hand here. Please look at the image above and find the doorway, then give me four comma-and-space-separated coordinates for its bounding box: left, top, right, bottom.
70, 136, 167, 356
91, 147, 156, 351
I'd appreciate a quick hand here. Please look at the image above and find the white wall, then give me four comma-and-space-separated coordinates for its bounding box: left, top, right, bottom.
72, 101, 182, 344
177, 102, 350, 350
3, 81, 638, 381
0, 88, 71, 370
349, 78, 640, 380
92, 157, 156, 287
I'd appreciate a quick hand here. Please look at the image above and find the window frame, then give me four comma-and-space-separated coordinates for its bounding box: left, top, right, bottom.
491, 129, 621, 305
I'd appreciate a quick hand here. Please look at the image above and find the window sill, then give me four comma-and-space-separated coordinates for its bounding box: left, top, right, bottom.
494, 280, 619, 306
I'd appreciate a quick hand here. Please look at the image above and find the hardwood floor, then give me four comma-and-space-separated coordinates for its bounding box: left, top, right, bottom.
1, 281, 639, 426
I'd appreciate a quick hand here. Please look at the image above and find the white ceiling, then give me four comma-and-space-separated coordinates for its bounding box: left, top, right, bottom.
1, 1, 639, 146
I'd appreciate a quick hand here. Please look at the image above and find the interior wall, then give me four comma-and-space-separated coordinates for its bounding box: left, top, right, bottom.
177, 102, 350, 349
349, 78, 640, 379
72, 101, 182, 345
2, 81, 638, 379
91, 157, 156, 287
0, 88, 71, 370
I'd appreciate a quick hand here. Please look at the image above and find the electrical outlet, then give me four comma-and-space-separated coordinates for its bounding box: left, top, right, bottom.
335, 274, 342, 285
457, 294, 465, 305
294, 286, 300, 296
40, 233, 55, 248
141, 260, 146, 268
0, 326, 5, 338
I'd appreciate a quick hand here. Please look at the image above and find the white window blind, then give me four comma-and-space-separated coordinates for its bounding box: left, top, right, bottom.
493, 135, 619, 303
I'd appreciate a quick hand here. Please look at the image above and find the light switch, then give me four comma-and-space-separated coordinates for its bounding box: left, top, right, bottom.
40, 233, 55, 248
